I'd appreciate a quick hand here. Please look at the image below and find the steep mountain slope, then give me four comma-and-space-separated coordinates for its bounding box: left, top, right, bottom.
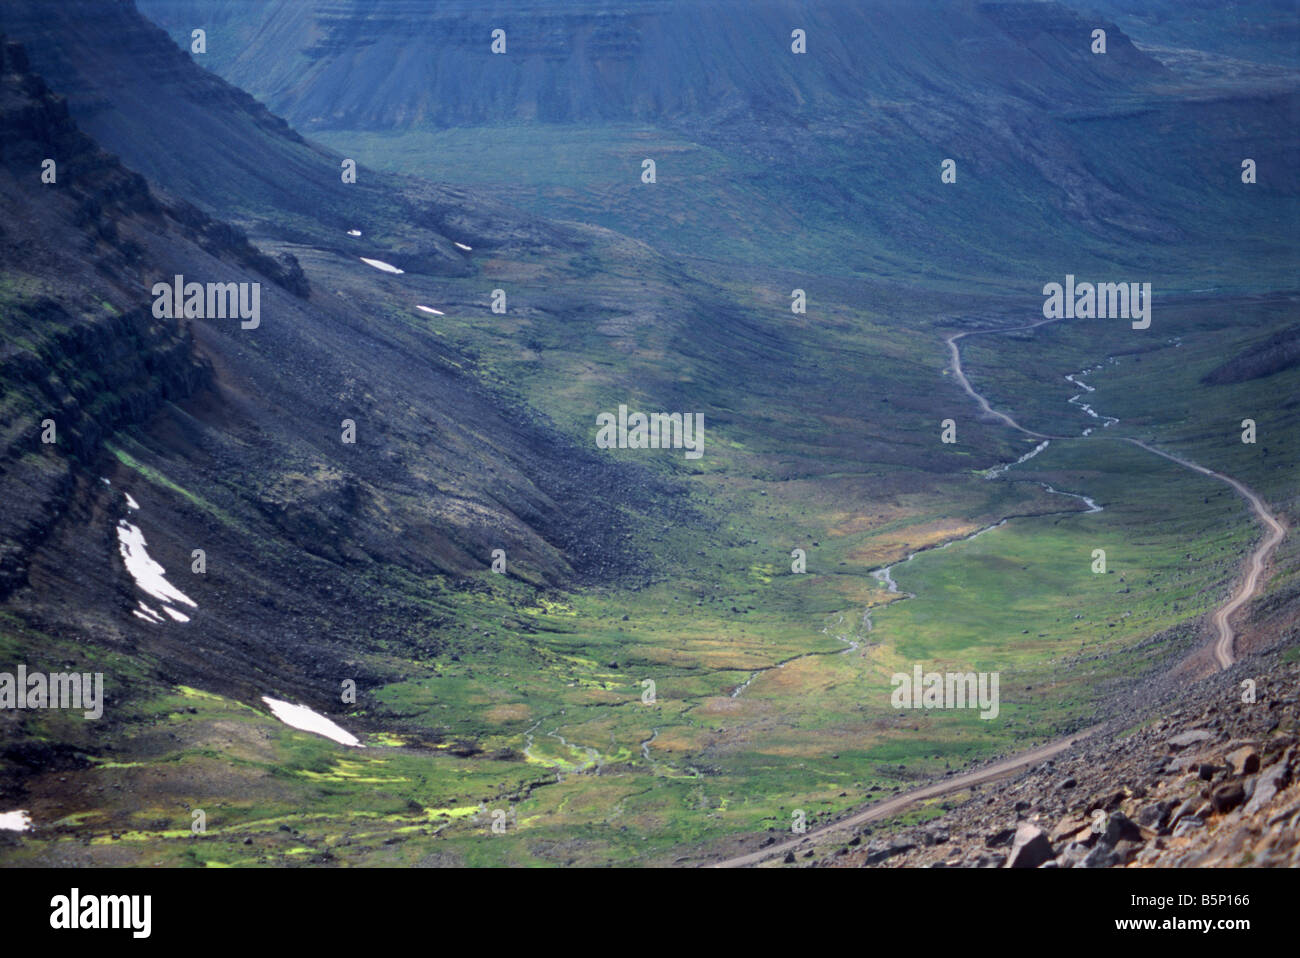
136, 0, 1162, 127
0, 20, 675, 739
0, 2, 1295, 868
0, 0, 583, 268
825, 644, 1300, 869
0, 35, 296, 599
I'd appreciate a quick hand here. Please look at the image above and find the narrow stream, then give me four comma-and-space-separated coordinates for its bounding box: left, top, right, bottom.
868, 357, 1112, 603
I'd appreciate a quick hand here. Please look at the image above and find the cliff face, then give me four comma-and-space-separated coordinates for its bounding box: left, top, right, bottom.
0, 32, 320, 600
135, 0, 1163, 131
0, 37, 209, 598
126, 0, 1300, 290
0, 10, 677, 717
1203, 325, 1300, 385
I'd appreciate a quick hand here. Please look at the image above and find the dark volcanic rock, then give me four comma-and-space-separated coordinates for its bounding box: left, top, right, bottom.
1211, 783, 1246, 814
1167, 729, 1214, 750
831, 656, 1300, 870
864, 840, 915, 865
1102, 812, 1143, 847
1005, 823, 1054, 869
985, 827, 1016, 848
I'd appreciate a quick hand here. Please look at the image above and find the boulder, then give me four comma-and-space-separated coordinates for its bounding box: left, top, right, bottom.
1226, 746, 1260, 777
1005, 823, 1054, 869
1049, 815, 1089, 843
921, 827, 949, 846
864, 839, 915, 865
1080, 844, 1120, 868
1243, 762, 1290, 816
1134, 800, 1173, 830
985, 826, 1016, 848
1111, 840, 1142, 865
1210, 782, 1245, 814
1167, 796, 1201, 829
1102, 811, 1143, 847
1058, 841, 1090, 868
1167, 729, 1214, 750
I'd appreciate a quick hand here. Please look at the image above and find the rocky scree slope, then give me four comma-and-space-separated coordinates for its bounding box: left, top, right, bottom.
0, 35, 305, 601
820, 644, 1300, 869
0, 31, 676, 745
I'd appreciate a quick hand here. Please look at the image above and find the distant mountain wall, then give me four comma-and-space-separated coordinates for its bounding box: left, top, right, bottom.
126, 0, 1300, 291
135, 0, 1163, 131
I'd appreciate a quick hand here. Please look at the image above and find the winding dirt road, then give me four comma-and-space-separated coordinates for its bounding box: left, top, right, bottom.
946, 322, 1071, 441
711, 323, 1284, 867
1126, 439, 1286, 668
949, 322, 1284, 668
710, 724, 1105, 868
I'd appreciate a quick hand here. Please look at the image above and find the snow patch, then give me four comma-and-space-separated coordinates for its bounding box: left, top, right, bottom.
360, 257, 404, 274
117, 520, 197, 613
136, 601, 165, 624
0, 810, 31, 832
262, 697, 363, 747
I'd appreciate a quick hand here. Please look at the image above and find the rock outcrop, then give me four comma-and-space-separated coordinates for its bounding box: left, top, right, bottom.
827, 649, 1300, 868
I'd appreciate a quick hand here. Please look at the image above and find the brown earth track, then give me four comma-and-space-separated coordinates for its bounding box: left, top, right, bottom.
711, 320, 1285, 867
